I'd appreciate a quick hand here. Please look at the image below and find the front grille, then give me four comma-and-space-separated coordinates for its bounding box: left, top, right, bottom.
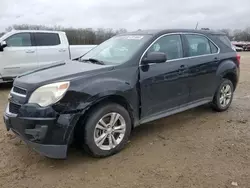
13, 86, 26, 95
9, 102, 21, 114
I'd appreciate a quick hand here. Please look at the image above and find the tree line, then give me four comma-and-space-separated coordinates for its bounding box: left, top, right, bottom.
1, 24, 128, 45
219, 27, 250, 41
1, 24, 250, 43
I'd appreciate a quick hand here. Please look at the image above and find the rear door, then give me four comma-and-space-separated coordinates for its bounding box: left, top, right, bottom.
140, 34, 190, 118
0, 32, 38, 78
182, 34, 220, 102
34, 32, 69, 67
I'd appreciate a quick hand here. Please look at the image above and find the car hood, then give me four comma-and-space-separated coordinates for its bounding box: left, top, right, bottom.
14, 60, 113, 89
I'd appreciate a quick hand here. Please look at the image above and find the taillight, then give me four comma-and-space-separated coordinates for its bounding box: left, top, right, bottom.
236, 54, 241, 65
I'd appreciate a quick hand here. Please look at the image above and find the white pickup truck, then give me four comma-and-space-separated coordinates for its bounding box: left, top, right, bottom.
0, 30, 96, 82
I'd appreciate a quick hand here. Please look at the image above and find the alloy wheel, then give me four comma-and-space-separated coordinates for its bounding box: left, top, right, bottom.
219, 84, 232, 107
94, 112, 126, 150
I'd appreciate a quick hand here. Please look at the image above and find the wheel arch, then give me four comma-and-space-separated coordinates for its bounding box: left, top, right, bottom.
85, 94, 135, 127
73, 94, 136, 143
216, 60, 239, 91
222, 72, 237, 91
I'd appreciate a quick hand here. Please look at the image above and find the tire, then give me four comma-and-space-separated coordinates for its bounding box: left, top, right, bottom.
212, 79, 234, 112
81, 103, 131, 158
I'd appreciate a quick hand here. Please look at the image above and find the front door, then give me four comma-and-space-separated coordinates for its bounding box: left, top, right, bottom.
140, 34, 190, 118
0, 33, 38, 78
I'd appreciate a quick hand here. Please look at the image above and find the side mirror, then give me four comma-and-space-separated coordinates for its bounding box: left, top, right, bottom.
141, 52, 167, 64
0, 41, 7, 51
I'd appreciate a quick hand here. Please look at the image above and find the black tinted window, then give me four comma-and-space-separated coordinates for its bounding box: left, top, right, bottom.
185, 34, 211, 57
218, 35, 232, 48
6, 33, 32, 47
34, 33, 60, 46
147, 35, 183, 60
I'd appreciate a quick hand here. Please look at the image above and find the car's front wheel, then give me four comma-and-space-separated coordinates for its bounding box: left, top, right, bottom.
82, 103, 131, 157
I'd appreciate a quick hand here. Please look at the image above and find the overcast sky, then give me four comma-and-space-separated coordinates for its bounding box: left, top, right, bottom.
0, 0, 250, 32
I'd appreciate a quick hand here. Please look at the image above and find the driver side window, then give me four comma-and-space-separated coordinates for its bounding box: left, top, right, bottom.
147, 34, 183, 61
6, 33, 32, 47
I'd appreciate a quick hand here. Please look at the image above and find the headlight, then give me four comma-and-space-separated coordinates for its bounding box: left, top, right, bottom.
28, 81, 70, 107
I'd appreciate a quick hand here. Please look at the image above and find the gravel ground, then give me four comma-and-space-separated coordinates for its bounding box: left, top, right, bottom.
0, 52, 250, 188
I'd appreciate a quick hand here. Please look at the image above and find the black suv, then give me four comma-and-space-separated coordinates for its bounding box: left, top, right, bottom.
3, 29, 240, 159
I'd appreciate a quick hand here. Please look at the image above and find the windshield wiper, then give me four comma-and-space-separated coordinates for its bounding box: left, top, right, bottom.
80, 58, 105, 65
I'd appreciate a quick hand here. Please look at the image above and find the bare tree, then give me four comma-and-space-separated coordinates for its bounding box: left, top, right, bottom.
4, 24, 250, 42
5, 24, 127, 45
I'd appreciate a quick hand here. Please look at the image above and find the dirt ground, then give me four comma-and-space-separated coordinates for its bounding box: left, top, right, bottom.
0, 52, 250, 188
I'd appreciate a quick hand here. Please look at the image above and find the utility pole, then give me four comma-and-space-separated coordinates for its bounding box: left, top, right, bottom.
195, 22, 199, 30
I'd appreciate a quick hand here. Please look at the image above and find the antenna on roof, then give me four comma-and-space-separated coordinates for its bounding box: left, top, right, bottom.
195, 22, 199, 30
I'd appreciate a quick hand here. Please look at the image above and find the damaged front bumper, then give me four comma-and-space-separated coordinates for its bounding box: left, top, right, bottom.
3, 102, 82, 159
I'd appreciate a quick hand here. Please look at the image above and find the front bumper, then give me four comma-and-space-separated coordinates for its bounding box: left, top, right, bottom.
3, 102, 81, 159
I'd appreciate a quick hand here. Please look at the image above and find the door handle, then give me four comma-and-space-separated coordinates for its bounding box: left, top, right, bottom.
59, 49, 66, 52
179, 65, 187, 69
214, 57, 220, 61
25, 50, 35, 53
178, 65, 188, 74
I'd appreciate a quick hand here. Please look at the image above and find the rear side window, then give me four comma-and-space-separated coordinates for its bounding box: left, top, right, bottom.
218, 35, 232, 48
6, 33, 32, 47
185, 34, 211, 57
185, 34, 219, 57
34, 33, 60, 46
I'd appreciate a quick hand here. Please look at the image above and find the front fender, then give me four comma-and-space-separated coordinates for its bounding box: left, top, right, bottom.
54, 65, 140, 122
84, 78, 133, 101
79, 77, 138, 113
64, 78, 138, 147
56, 76, 139, 113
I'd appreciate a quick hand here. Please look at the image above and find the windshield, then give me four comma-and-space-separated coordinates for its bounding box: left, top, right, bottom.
80, 34, 151, 65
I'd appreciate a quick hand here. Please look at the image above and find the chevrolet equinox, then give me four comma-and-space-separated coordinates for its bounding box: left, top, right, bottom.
4, 29, 240, 159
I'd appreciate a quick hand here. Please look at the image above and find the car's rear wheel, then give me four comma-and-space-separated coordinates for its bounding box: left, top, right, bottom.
82, 103, 131, 157
212, 79, 234, 112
